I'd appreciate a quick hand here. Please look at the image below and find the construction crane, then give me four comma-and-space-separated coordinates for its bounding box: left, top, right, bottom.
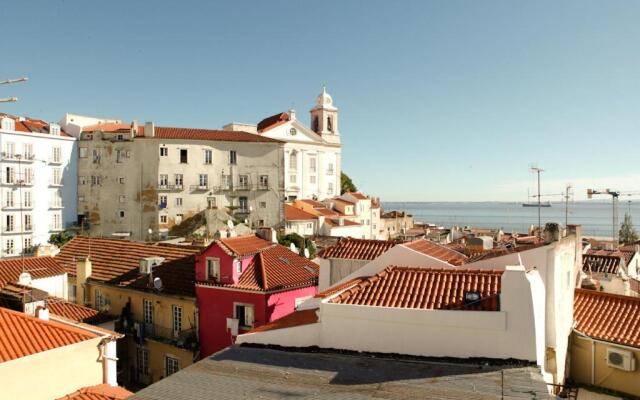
587, 189, 640, 242
0, 77, 28, 103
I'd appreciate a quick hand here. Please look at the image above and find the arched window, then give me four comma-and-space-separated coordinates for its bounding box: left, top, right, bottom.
327, 116, 333, 132
289, 151, 297, 170
312, 116, 319, 133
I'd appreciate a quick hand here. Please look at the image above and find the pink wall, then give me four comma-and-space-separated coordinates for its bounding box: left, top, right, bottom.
197, 284, 318, 358
195, 244, 252, 284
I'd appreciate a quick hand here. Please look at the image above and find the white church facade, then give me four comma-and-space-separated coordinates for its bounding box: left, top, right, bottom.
225, 87, 342, 201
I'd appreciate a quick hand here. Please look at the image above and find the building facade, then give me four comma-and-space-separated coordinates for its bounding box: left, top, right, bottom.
0, 114, 76, 257
60, 119, 284, 241
225, 87, 341, 201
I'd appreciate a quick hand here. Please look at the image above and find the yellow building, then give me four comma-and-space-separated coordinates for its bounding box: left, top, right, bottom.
572, 288, 640, 397
56, 236, 201, 387
0, 306, 126, 400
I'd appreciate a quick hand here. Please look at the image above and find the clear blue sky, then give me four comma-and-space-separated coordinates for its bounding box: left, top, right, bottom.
3, 0, 640, 201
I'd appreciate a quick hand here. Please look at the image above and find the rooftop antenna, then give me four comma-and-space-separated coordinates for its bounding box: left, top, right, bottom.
529, 165, 544, 237
0, 77, 28, 103
564, 183, 573, 227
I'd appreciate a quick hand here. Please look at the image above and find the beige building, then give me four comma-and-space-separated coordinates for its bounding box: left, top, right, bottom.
60, 116, 284, 240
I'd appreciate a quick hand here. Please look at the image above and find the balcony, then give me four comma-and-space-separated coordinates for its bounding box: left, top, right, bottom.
190, 184, 209, 192
48, 157, 63, 165
49, 202, 64, 209
115, 319, 198, 351
49, 180, 63, 187
235, 183, 251, 191
1, 153, 35, 162
2, 203, 33, 210
49, 225, 63, 232
326, 169, 335, 175
157, 184, 183, 192
257, 183, 269, 191
3, 179, 33, 187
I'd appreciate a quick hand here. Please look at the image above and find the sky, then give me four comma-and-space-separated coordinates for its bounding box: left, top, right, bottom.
2, 0, 640, 202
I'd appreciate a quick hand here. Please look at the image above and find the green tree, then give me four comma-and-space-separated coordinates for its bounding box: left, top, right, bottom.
49, 230, 75, 248
340, 172, 357, 194
619, 213, 639, 244
277, 232, 316, 259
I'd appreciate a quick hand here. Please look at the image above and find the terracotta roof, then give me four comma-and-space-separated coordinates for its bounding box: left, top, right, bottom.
403, 240, 468, 266
217, 235, 274, 257
257, 112, 290, 133
201, 244, 318, 292
248, 308, 319, 333
319, 237, 400, 260
343, 192, 368, 200
0, 113, 72, 137
0, 256, 65, 287
324, 218, 361, 227
56, 237, 200, 297
137, 126, 282, 143
46, 297, 109, 324
586, 248, 634, 265
332, 198, 355, 205
574, 288, 640, 348
58, 384, 133, 400
332, 267, 503, 311
0, 306, 97, 362
284, 204, 318, 221
0, 282, 48, 309
314, 278, 364, 298
582, 254, 621, 274
381, 211, 411, 219
82, 122, 131, 133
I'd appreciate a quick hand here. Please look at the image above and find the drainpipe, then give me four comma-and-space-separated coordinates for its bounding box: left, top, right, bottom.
591, 339, 595, 385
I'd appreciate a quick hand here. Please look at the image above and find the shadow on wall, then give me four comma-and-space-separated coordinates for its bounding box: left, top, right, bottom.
61, 146, 78, 227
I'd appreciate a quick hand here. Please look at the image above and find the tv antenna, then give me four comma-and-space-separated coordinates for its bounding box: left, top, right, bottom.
587, 188, 640, 242
0, 77, 28, 103
529, 165, 544, 237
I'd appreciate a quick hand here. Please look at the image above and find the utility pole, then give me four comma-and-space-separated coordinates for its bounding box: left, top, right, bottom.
564, 184, 572, 227
530, 166, 544, 237
0, 77, 28, 103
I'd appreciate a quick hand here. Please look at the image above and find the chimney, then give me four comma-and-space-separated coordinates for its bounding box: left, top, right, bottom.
76, 257, 92, 305
36, 307, 49, 321
543, 223, 560, 244
289, 109, 296, 120
144, 121, 155, 138
131, 120, 139, 138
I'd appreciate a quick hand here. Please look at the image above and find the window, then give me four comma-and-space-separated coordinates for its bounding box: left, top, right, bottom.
259, 201, 266, 209
176, 214, 183, 224
24, 191, 31, 208
68, 284, 76, 302
206, 257, 220, 281
160, 147, 168, 157
137, 348, 149, 375
4, 142, 15, 157
198, 174, 208, 188
290, 174, 297, 184
312, 116, 319, 132
95, 289, 104, 309
309, 156, 317, 173
159, 195, 167, 208
159, 174, 169, 187
24, 214, 32, 231
222, 175, 232, 189
91, 176, 101, 186
5, 239, 14, 255
118, 210, 125, 218
289, 151, 297, 170
207, 197, 216, 209
229, 150, 237, 165
180, 149, 188, 164
23, 237, 32, 252
239, 175, 249, 189
175, 197, 183, 206
143, 299, 153, 324
118, 177, 125, 184
203, 149, 212, 164
52, 213, 61, 230
234, 259, 242, 274
5, 191, 13, 207
328, 182, 334, 194
116, 149, 125, 163
79, 176, 87, 185
172, 305, 182, 334
165, 356, 179, 377
119, 195, 126, 203
259, 175, 268, 189
23, 143, 33, 159
92, 149, 100, 164
234, 303, 254, 329
23, 167, 33, 185
327, 116, 333, 132
174, 174, 183, 187
52, 168, 62, 185
5, 215, 14, 232
52, 191, 62, 207
310, 175, 316, 184
327, 163, 334, 175
239, 197, 248, 212
5, 167, 14, 184
160, 215, 168, 224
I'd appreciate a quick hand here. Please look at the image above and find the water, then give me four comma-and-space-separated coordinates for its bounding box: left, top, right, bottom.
381, 201, 640, 238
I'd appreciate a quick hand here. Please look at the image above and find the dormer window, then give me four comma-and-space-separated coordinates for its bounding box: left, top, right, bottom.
0, 117, 15, 132
234, 259, 242, 274
206, 257, 220, 281
49, 124, 61, 136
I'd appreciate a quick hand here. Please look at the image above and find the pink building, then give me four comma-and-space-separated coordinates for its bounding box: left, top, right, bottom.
195, 235, 318, 357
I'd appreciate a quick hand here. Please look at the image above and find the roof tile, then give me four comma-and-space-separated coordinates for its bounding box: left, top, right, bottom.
57, 384, 132, 400
0, 256, 65, 287
319, 237, 401, 260
403, 239, 468, 266
284, 204, 318, 221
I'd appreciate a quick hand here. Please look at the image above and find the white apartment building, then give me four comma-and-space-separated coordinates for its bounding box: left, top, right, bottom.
0, 114, 76, 257
224, 87, 341, 201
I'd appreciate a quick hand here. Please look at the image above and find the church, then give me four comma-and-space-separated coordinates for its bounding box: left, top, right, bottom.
224, 87, 342, 201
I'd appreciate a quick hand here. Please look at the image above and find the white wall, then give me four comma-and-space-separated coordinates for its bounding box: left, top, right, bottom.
32, 273, 68, 299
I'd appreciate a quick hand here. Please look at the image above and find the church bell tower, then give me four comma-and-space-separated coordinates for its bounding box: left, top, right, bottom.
310, 86, 340, 144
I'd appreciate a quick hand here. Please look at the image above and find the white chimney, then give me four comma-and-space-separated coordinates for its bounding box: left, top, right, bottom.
131, 120, 139, 138
37, 307, 49, 321
144, 121, 155, 138
289, 109, 296, 120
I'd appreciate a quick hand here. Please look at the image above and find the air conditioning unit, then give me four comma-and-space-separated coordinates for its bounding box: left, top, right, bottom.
139, 256, 165, 274
607, 347, 636, 371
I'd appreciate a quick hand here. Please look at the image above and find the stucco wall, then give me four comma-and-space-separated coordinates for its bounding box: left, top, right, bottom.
0, 336, 104, 400
32, 273, 68, 299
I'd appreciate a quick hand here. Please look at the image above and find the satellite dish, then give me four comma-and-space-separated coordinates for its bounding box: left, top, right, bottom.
148, 228, 153, 235
227, 219, 234, 229
18, 272, 32, 286
153, 277, 163, 291
289, 243, 297, 252
304, 248, 310, 258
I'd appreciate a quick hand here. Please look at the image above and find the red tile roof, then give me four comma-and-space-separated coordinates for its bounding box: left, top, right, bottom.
319, 237, 400, 260
332, 267, 503, 311
137, 126, 282, 143
217, 235, 274, 257
403, 240, 468, 266
57, 384, 133, 400
582, 254, 621, 274
0, 256, 65, 287
284, 204, 318, 221
56, 237, 200, 297
82, 122, 131, 133
314, 278, 364, 298
574, 288, 640, 348
257, 112, 290, 133
324, 218, 361, 227
0, 306, 98, 362
248, 308, 319, 333
0, 113, 72, 137
586, 248, 634, 266
46, 297, 108, 324
201, 243, 318, 292
343, 192, 368, 200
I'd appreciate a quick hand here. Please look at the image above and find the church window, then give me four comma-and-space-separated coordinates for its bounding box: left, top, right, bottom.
312, 116, 319, 133
289, 151, 297, 170
327, 116, 333, 132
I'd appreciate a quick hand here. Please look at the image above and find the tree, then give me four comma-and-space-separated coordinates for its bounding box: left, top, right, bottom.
277, 232, 316, 259
340, 172, 357, 194
49, 230, 75, 248
619, 213, 639, 244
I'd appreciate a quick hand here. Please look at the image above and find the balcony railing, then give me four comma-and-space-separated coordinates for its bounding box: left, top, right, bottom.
49, 180, 63, 187
49, 225, 63, 232
157, 184, 183, 191
116, 319, 198, 351
3, 179, 33, 186
1, 153, 35, 162
2, 203, 33, 210
190, 184, 209, 192
48, 157, 63, 165
213, 184, 269, 192
2, 225, 33, 234
49, 202, 64, 209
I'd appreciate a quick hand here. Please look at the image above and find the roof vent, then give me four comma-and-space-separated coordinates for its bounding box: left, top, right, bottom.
279, 256, 290, 265
464, 291, 481, 305
139, 256, 165, 274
